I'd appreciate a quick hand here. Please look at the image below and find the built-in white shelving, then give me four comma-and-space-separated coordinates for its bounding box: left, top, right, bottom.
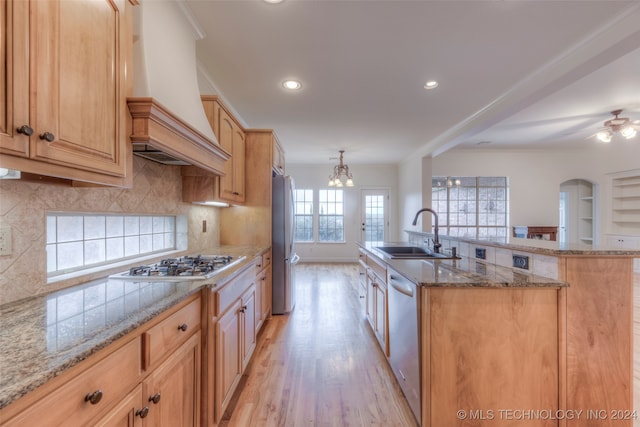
611, 173, 640, 235
578, 181, 594, 244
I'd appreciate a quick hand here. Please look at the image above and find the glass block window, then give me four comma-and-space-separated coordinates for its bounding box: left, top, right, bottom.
431, 177, 509, 239
318, 189, 344, 242
46, 213, 176, 277
294, 189, 314, 242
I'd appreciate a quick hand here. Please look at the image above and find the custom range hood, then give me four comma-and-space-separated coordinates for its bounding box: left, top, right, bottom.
128, 1, 229, 174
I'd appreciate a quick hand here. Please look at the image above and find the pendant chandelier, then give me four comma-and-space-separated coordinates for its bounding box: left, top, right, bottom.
328, 150, 354, 187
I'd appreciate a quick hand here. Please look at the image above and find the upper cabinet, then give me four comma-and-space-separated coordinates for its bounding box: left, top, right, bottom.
183, 96, 245, 205
0, 0, 134, 187
215, 101, 246, 204
272, 136, 285, 175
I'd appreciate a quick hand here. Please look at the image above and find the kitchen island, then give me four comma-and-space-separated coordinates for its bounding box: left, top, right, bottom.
359, 237, 638, 427
359, 241, 567, 427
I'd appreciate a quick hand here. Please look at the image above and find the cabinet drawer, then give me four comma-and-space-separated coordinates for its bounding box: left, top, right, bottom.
143, 298, 201, 370
261, 251, 271, 269
366, 254, 386, 282
216, 264, 256, 316
254, 252, 271, 275
3, 337, 141, 427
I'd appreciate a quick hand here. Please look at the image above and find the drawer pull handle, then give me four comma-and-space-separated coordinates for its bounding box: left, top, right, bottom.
178, 323, 188, 332
39, 132, 55, 142
136, 407, 150, 418
17, 125, 34, 136
149, 392, 161, 404
84, 390, 103, 405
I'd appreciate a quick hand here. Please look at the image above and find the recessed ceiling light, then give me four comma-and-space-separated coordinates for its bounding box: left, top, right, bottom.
283, 80, 302, 90
424, 80, 439, 90
264, 0, 284, 3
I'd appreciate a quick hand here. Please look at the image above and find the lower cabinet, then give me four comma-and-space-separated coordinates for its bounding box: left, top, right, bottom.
142, 332, 201, 426
255, 249, 272, 332
93, 384, 144, 427
0, 295, 201, 427
366, 268, 388, 355
209, 258, 262, 425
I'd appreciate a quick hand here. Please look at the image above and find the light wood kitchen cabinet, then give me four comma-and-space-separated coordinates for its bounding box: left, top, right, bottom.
206, 262, 260, 425
1, 337, 142, 427
366, 266, 387, 355
255, 249, 272, 332
195, 96, 246, 204
0, 295, 201, 427
357, 249, 367, 316
0, 0, 133, 187
272, 136, 285, 175
142, 332, 201, 426
220, 129, 282, 247
93, 384, 144, 427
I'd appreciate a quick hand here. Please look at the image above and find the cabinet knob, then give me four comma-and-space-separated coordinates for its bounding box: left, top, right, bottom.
84, 390, 103, 405
149, 392, 161, 404
136, 407, 150, 418
39, 132, 55, 142
178, 323, 188, 332
16, 125, 34, 136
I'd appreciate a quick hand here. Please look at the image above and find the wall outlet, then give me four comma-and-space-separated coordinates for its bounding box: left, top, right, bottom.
0, 226, 12, 256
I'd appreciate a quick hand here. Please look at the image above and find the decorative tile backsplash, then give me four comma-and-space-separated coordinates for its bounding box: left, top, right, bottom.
0, 157, 220, 305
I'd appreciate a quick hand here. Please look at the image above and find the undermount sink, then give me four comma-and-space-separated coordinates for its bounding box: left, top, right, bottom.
375, 246, 458, 260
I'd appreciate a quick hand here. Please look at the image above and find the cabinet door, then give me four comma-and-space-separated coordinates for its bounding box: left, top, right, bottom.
0, 0, 29, 157
241, 286, 256, 371
93, 384, 144, 427
374, 282, 387, 353
143, 332, 201, 427
231, 126, 246, 202
215, 299, 242, 420
366, 271, 376, 330
30, 0, 128, 177
260, 265, 272, 325
215, 103, 245, 203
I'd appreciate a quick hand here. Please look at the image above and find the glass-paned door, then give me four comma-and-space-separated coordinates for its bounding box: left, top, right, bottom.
361, 190, 389, 243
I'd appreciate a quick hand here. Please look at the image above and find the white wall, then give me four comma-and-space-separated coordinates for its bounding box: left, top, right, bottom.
428, 142, 640, 242
398, 155, 425, 238
286, 163, 398, 262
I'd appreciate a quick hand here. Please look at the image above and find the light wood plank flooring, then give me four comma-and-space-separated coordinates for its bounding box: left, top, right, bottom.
220, 263, 417, 427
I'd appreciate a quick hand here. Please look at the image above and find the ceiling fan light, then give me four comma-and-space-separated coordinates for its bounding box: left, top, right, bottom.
596, 130, 612, 143
620, 126, 637, 139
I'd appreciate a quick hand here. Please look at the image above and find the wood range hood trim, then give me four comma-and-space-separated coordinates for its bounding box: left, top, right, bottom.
127, 97, 230, 175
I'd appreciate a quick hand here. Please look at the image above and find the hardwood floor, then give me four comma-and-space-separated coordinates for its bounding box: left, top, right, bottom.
220, 263, 417, 427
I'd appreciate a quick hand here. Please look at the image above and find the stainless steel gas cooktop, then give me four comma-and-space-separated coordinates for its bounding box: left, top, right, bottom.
109, 254, 246, 281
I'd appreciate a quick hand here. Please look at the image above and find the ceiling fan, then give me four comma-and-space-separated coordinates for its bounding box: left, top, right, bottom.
594, 109, 639, 143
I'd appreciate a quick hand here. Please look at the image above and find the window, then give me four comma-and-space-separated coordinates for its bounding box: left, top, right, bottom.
294, 189, 314, 242
46, 213, 177, 277
432, 177, 509, 239
319, 189, 344, 242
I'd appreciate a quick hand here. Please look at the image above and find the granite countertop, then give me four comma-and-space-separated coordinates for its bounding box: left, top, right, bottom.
0, 245, 267, 411
359, 242, 567, 288
404, 230, 640, 256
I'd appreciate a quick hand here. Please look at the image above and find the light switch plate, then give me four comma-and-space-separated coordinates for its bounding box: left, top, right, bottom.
0, 226, 12, 256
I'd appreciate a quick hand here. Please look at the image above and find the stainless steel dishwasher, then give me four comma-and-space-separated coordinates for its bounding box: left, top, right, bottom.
387, 268, 421, 424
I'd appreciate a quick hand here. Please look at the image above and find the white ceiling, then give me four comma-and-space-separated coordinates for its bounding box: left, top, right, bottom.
185, 0, 640, 165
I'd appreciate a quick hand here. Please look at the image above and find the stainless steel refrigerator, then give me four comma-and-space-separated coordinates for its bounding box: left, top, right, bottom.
272, 175, 299, 314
